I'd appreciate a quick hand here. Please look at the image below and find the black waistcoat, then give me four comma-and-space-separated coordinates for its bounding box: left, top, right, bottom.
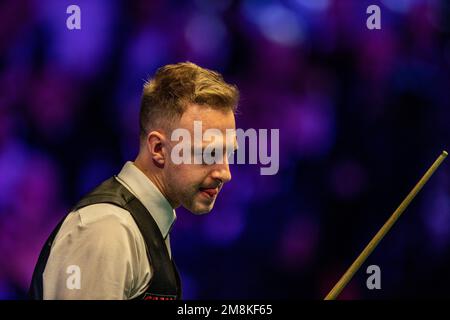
29, 177, 182, 300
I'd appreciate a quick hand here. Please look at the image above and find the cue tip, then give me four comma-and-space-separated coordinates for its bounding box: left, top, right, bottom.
443, 150, 448, 157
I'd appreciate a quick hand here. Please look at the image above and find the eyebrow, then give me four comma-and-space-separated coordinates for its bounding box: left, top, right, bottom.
191, 144, 238, 153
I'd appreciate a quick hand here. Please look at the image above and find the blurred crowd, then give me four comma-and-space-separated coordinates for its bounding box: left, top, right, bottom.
1, 0, 450, 299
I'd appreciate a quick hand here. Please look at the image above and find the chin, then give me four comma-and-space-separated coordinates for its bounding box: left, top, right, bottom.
188, 204, 214, 215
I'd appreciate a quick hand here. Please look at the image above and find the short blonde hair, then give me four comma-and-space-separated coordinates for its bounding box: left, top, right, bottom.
139, 62, 239, 139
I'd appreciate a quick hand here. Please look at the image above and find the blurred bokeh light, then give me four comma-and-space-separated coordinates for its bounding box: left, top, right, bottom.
1, 0, 450, 299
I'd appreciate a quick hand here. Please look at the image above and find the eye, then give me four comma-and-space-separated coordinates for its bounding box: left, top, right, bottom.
192, 149, 204, 164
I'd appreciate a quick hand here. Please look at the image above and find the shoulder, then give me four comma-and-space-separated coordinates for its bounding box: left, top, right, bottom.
55, 203, 145, 250
78, 203, 137, 229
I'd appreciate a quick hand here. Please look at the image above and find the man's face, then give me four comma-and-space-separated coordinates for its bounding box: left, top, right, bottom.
164, 104, 237, 214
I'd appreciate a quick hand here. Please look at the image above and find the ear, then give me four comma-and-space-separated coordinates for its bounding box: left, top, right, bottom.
145, 131, 166, 167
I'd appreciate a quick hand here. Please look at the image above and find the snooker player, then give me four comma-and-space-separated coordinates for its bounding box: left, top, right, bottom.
29, 62, 240, 300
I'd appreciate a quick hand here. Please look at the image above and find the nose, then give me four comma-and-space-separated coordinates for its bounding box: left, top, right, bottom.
211, 158, 232, 185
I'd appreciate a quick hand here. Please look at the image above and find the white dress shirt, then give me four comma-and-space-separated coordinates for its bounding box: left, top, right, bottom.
42, 162, 177, 300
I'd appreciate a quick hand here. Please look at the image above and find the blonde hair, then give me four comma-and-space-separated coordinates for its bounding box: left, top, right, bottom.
139, 62, 239, 139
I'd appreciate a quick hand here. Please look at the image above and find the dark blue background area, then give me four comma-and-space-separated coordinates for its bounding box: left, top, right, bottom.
1, 0, 450, 299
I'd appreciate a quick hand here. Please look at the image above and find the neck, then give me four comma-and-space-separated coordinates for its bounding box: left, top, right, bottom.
133, 155, 179, 209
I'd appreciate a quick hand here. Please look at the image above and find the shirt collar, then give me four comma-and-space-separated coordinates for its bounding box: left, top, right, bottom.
116, 161, 176, 239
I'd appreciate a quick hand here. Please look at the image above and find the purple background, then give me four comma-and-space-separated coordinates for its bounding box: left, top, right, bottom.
1, 0, 450, 299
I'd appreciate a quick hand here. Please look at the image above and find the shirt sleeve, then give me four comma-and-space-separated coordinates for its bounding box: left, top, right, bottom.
42, 204, 151, 300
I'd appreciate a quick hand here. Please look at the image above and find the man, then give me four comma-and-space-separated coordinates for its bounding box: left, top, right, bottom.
29, 62, 239, 300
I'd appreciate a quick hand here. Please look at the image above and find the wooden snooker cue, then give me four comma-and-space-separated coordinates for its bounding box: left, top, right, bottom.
325, 150, 448, 300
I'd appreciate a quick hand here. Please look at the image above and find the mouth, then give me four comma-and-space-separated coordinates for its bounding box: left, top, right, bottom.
199, 187, 219, 199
